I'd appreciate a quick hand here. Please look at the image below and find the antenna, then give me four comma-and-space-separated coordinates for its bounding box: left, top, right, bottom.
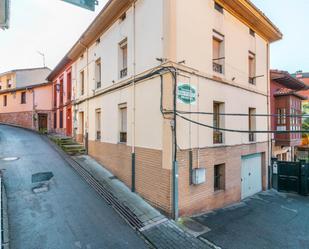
37, 51, 46, 67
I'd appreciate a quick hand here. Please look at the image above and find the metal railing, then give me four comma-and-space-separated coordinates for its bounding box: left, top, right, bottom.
120, 132, 127, 143
249, 132, 255, 142
213, 62, 223, 74
213, 131, 223, 144
120, 68, 128, 78
96, 81, 101, 89
249, 77, 256, 84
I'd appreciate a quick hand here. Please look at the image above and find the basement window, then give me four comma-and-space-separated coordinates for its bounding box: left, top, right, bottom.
214, 164, 225, 191
3, 95, 7, 106
214, 2, 223, 14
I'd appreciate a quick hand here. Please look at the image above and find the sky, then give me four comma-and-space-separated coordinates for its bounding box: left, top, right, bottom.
0, 0, 308, 73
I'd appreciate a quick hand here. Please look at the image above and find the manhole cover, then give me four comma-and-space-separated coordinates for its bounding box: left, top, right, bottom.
32, 172, 54, 183
1, 157, 19, 161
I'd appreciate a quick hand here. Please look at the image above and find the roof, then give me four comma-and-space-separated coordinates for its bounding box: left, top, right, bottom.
271, 70, 309, 91
0, 67, 51, 78
291, 72, 309, 79
48, 0, 282, 81
215, 0, 282, 42
274, 88, 307, 100
0, 82, 51, 94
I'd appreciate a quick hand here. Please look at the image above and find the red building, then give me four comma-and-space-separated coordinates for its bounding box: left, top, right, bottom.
47, 63, 73, 137
270, 70, 308, 161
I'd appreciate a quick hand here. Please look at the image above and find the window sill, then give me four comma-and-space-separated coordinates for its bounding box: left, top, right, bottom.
214, 189, 225, 195
118, 142, 127, 145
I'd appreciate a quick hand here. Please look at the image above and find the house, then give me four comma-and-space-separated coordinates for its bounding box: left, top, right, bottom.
270, 70, 308, 161
0, 67, 52, 132
47, 64, 73, 137
48, 0, 282, 217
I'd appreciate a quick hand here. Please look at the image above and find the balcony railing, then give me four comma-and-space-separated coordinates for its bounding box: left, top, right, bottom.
96, 81, 101, 89
249, 77, 256, 84
249, 132, 255, 142
213, 131, 223, 144
213, 63, 223, 74
120, 132, 127, 143
96, 131, 101, 141
120, 68, 128, 78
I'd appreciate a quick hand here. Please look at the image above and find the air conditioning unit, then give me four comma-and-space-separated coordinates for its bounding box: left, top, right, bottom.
192, 168, 206, 185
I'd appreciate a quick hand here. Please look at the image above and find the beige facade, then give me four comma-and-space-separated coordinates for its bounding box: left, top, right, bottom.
50, 0, 282, 216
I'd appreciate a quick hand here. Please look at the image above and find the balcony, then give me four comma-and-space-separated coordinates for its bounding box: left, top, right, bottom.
120, 68, 128, 78
249, 132, 255, 142
213, 62, 223, 74
213, 131, 223, 144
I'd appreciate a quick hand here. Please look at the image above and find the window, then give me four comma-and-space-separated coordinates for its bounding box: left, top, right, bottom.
119, 12, 126, 22
60, 79, 64, 105
119, 104, 127, 143
95, 59, 101, 89
277, 108, 286, 125
95, 109, 101, 140
119, 39, 128, 78
249, 28, 255, 37
59, 110, 63, 129
214, 2, 223, 13
6, 79, 11, 88
213, 32, 224, 74
213, 102, 224, 144
249, 52, 256, 84
3, 95, 7, 106
67, 72, 72, 101
249, 108, 256, 142
21, 91, 26, 104
54, 112, 57, 129
214, 164, 225, 191
53, 84, 57, 107
80, 71, 85, 95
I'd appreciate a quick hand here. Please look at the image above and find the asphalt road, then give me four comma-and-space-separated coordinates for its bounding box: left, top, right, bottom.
0, 125, 149, 249
194, 190, 309, 249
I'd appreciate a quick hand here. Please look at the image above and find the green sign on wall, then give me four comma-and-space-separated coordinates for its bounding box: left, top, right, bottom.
177, 83, 197, 105
62, 0, 97, 11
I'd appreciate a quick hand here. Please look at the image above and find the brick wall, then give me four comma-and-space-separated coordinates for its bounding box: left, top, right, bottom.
88, 141, 172, 215
0, 111, 33, 129
177, 142, 268, 216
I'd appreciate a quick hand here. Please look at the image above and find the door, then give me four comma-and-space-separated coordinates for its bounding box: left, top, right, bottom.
241, 153, 262, 199
38, 114, 48, 133
66, 107, 72, 137
79, 112, 84, 143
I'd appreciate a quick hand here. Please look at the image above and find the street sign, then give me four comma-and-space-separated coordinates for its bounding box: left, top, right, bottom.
177, 83, 197, 105
0, 0, 10, 29
62, 0, 97, 11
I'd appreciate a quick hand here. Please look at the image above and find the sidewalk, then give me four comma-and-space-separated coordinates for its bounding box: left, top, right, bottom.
45, 134, 211, 248
71, 155, 211, 249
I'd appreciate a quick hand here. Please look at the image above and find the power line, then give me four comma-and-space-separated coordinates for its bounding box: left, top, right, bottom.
176, 112, 309, 134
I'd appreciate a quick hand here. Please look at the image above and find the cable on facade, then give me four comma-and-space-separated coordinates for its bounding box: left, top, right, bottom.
176, 112, 309, 134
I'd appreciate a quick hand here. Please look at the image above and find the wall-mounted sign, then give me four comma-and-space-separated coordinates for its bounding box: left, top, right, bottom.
62, 0, 97, 11
177, 83, 197, 105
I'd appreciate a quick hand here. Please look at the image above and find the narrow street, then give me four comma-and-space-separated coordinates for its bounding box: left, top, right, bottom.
0, 124, 149, 249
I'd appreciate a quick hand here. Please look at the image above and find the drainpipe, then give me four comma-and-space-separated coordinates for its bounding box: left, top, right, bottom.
32, 89, 36, 130
79, 41, 89, 154
267, 43, 271, 189
131, 2, 136, 192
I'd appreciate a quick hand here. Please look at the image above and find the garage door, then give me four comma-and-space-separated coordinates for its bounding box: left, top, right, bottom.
241, 153, 262, 199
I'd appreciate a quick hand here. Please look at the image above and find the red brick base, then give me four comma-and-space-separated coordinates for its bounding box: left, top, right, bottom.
0, 111, 33, 129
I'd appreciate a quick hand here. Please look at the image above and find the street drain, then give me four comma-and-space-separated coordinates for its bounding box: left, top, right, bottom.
1, 157, 19, 161
32, 183, 49, 193
32, 172, 54, 183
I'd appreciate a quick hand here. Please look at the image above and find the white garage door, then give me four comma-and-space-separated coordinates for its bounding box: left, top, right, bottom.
241, 153, 262, 199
